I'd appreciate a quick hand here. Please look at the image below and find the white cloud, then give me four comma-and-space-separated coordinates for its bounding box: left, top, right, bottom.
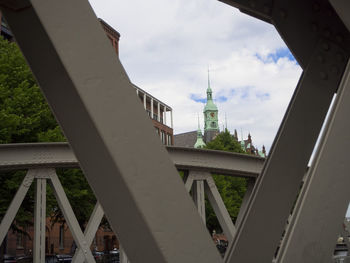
89, 0, 302, 153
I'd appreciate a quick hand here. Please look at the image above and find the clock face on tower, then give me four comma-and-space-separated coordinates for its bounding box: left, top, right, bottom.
210, 112, 215, 118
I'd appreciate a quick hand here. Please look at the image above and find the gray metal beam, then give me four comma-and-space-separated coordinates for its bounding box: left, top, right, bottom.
168, 147, 264, 178
330, 0, 350, 34
235, 178, 255, 227
72, 202, 104, 263
49, 169, 96, 263
205, 175, 236, 244
184, 173, 195, 192
277, 60, 350, 263
0, 170, 34, 245
225, 40, 347, 263
0, 143, 78, 170
192, 180, 206, 224
219, 0, 273, 24
221, 0, 350, 70
0, 1, 221, 262
0, 144, 264, 178
34, 177, 46, 263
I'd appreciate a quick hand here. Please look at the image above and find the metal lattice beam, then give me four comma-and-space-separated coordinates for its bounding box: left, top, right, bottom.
277, 59, 350, 263
0, 143, 264, 178
0, 1, 221, 262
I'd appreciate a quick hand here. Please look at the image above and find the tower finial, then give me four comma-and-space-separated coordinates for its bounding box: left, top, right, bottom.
208, 66, 210, 89
225, 112, 227, 130
197, 113, 200, 129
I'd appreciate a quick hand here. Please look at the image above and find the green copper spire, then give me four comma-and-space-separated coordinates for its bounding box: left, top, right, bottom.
194, 115, 206, 148
204, 70, 219, 132
207, 68, 212, 94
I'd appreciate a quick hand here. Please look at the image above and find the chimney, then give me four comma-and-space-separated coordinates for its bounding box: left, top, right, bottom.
98, 18, 121, 57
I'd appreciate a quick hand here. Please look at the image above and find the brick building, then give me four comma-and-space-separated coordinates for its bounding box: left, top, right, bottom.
99, 18, 174, 146
5, 219, 117, 256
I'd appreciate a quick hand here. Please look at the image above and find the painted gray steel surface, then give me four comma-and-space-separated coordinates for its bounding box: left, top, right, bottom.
0, 143, 264, 177
0, 0, 222, 262
219, 1, 350, 262
278, 60, 350, 263
0, 0, 350, 262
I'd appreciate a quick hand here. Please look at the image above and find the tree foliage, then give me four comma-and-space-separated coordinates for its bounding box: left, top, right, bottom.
0, 37, 95, 231
204, 129, 247, 232
205, 129, 245, 154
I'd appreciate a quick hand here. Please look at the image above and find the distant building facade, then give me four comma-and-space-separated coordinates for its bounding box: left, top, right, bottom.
98, 18, 174, 146
4, 219, 118, 256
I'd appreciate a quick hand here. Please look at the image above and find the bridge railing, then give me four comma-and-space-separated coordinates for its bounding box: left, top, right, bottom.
0, 143, 265, 263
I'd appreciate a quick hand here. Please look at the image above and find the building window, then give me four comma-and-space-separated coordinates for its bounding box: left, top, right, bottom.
167, 134, 172, 145
146, 110, 151, 117
160, 117, 163, 124
155, 127, 159, 135
161, 131, 166, 144
59, 225, 64, 249
153, 113, 158, 120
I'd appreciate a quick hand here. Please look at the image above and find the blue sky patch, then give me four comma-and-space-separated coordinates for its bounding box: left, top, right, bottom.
190, 93, 206, 103
217, 96, 228, 102
256, 92, 270, 101
255, 48, 296, 64
241, 90, 249, 99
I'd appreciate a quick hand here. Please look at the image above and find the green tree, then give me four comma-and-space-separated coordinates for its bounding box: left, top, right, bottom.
205, 129, 245, 154
204, 129, 247, 232
0, 37, 95, 234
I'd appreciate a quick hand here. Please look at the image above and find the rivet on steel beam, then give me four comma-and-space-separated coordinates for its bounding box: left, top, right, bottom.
331, 66, 339, 75
336, 53, 344, 62
249, 1, 256, 8
317, 55, 325, 63
323, 29, 331, 38
313, 2, 320, 12
322, 43, 330, 51
336, 35, 343, 43
320, 71, 328, 80
280, 9, 287, 19
263, 5, 271, 13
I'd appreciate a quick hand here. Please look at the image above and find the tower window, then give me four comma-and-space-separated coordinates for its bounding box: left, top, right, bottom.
211, 122, 216, 128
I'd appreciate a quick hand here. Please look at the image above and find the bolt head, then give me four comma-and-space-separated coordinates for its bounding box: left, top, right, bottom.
249, 1, 256, 8
317, 55, 324, 63
331, 66, 339, 74
336, 35, 343, 42
336, 53, 344, 62
313, 3, 320, 11
323, 29, 331, 38
322, 43, 330, 51
320, 71, 328, 80
263, 5, 271, 13
280, 9, 287, 18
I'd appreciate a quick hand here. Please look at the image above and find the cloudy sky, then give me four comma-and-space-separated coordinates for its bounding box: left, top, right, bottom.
88, 0, 302, 153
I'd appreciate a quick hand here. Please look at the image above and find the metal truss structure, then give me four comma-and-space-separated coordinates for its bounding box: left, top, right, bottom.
0, 0, 350, 262
0, 144, 263, 263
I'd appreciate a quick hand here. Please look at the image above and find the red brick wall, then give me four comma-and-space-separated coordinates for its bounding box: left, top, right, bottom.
5, 220, 119, 257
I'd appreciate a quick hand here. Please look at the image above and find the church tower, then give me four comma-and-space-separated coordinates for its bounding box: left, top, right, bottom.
203, 72, 219, 143
194, 117, 206, 148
